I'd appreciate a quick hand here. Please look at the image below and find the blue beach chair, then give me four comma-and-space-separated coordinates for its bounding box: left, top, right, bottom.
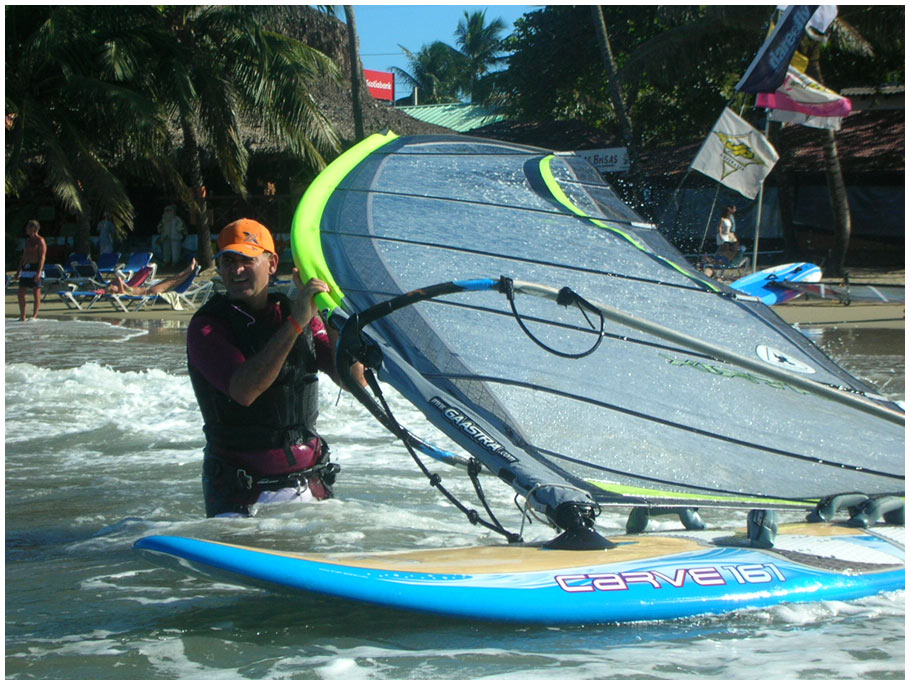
111, 266, 211, 312
39, 264, 68, 300
63, 253, 91, 279
96, 252, 122, 280
56, 283, 107, 310
118, 252, 156, 281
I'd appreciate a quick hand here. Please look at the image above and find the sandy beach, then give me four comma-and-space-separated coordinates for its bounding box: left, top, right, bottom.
762, 267, 905, 329
5, 265, 222, 324
6, 265, 903, 329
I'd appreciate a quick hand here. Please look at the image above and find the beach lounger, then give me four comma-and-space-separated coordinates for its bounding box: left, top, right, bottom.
96, 252, 122, 280
39, 264, 68, 300
63, 253, 91, 279
118, 266, 211, 312
59, 266, 154, 312
56, 285, 106, 310
67, 260, 108, 288
176, 276, 214, 309
102, 267, 158, 312
697, 247, 749, 280
117, 252, 156, 282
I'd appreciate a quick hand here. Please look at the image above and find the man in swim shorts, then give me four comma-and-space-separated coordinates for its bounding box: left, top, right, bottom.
15, 219, 47, 321
186, 218, 364, 517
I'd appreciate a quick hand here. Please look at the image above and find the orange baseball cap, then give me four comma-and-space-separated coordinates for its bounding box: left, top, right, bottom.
216, 218, 276, 258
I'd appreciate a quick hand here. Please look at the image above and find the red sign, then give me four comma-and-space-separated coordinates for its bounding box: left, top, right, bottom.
364, 69, 395, 102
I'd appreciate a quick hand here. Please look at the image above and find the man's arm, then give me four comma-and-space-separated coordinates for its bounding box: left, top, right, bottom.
35, 238, 47, 284
227, 275, 331, 406
226, 319, 301, 406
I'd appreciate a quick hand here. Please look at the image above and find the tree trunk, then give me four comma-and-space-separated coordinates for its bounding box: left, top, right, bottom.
769, 125, 798, 260
181, 117, 214, 270
590, 5, 642, 205
776, 171, 798, 260
822, 129, 850, 275
591, 7, 633, 148
806, 46, 850, 277
344, 5, 365, 142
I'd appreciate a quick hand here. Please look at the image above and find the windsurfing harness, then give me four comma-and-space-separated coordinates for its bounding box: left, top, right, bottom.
202, 443, 336, 518
188, 293, 322, 468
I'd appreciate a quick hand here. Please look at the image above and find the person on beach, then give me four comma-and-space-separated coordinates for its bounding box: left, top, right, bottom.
186, 218, 364, 517
106, 259, 197, 296
14, 219, 47, 321
97, 212, 116, 256
715, 205, 738, 259
157, 204, 186, 267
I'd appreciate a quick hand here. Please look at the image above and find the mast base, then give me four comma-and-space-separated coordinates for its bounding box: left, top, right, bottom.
544, 503, 616, 551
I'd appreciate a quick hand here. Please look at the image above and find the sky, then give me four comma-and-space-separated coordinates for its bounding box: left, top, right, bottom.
348, 4, 539, 101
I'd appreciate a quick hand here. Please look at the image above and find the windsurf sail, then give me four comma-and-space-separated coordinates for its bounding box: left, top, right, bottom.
292, 132, 904, 539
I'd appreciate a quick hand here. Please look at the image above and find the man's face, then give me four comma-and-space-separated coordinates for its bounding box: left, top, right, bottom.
217, 251, 277, 305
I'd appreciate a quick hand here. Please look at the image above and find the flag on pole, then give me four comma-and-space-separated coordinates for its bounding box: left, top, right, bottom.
756, 66, 852, 118
735, 5, 817, 93
691, 108, 780, 200
766, 109, 844, 131
807, 5, 838, 35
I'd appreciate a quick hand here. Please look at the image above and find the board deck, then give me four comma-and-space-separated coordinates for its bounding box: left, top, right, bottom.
730, 262, 822, 305
134, 522, 904, 625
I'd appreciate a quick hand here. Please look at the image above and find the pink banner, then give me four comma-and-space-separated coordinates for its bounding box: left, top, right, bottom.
757, 67, 851, 117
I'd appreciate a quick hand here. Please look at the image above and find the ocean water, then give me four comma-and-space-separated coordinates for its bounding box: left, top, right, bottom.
4, 317, 905, 680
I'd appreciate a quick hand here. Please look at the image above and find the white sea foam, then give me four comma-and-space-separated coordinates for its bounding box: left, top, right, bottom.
5, 318, 905, 680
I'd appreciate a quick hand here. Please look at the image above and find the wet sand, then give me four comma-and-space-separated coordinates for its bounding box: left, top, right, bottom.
768, 267, 904, 329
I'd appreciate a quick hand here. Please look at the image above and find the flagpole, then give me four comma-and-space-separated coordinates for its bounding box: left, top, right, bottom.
699, 185, 721, 254
751, 110, 771, 273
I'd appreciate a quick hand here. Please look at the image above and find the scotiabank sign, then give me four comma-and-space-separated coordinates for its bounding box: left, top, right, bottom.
364, 69, 395, 102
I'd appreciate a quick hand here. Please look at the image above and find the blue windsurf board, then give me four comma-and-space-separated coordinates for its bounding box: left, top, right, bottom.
134, 522, 904, 625
730, 262, 822, 305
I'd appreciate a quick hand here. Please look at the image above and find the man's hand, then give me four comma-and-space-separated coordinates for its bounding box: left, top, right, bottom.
291, 270, 330, 324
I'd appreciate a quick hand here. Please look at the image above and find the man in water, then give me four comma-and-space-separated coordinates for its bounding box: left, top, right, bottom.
14, 219, 47, 321
186, 218, 363, 517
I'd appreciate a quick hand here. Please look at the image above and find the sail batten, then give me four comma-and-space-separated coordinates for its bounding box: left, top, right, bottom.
293, 133, 904, 526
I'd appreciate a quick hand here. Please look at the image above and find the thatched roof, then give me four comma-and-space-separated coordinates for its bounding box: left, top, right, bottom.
635, 109, 904, 182
469, 119, 620, 151
774, 109, 904, 177
250, 7, 451, 151
470, 110, 904, 183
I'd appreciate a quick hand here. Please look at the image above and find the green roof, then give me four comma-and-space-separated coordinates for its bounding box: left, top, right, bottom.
397, 103, 506, 133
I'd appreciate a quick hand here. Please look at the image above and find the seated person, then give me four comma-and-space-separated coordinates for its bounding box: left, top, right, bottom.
107, 258, 197, 295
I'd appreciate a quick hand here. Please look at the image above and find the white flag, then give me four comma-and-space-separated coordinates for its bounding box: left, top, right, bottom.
756, 66, 851, 118
768, 108, 843, 131
691, 108, 780, 200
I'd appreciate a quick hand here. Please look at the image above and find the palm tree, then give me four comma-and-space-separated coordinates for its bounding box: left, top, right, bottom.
392, 42, 465, 104
802, 18, 877, 277
590, 7, 637, 182
128, 5, 343, 268
5, 6, 176, 252
343, 6, 365, 141
454, 9, 506, 103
